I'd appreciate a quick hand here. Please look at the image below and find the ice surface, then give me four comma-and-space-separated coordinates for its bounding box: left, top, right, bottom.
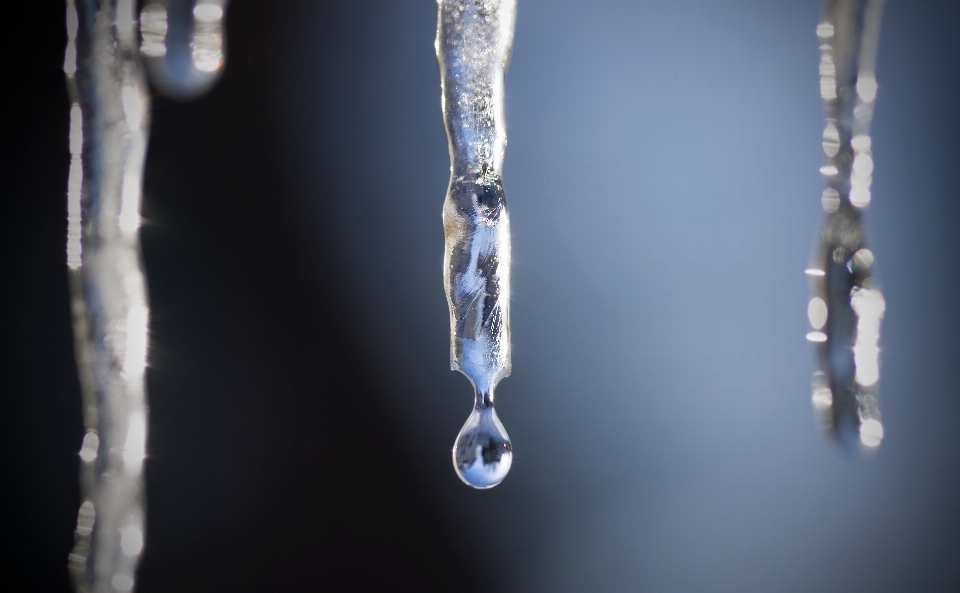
437, 0, 517, 486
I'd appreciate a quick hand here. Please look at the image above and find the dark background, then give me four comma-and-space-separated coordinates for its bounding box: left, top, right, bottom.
3, 1, 960, 591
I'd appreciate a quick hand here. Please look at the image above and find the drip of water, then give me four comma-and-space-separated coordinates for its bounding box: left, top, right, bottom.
436, 0, 517, 488
140, 0, 229, 100
807, 0, 886, 452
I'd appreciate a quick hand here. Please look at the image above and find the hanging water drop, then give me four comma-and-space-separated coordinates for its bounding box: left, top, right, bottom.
453, 391, 513, 489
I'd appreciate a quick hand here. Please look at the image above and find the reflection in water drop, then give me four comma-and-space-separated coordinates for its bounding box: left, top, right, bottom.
453, 397, 513, 489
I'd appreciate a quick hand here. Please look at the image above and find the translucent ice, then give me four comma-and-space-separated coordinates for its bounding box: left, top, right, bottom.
436, 0, 517, 487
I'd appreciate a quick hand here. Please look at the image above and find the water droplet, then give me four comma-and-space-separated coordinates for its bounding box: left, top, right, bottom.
453, 395, 512, 489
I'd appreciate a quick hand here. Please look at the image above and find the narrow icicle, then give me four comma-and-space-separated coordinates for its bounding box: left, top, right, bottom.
436, 0, 517, 488
807, 0, 887, 452
65, 1, 150, 590
140, 0, 230, 100
64, 1, 230, 589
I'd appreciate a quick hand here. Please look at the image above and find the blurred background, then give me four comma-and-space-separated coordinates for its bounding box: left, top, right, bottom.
3, 1, 959, 591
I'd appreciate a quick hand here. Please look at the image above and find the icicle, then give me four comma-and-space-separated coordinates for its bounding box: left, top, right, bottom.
64, 0, 229, 589
436, 0, 517, 488
807, 0, 886, 452
64, 1, 150, 590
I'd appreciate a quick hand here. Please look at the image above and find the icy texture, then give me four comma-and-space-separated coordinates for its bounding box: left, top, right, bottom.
437, 0, 516, 487
807, 0, 886, 452
64, 1, 150, 591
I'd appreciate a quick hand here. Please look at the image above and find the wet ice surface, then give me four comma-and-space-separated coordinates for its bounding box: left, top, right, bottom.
807, 0, 886, 452
437, 0, 517, 487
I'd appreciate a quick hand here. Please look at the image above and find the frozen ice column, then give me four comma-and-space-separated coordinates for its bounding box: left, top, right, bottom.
64, 1, 150, 591
807, 0, 886, 453
436, 0, 517, 488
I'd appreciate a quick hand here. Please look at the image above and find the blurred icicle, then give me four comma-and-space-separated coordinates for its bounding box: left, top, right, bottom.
64, 1, 150, 591
806, 0, 887, 452
64, 1, 229, 590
